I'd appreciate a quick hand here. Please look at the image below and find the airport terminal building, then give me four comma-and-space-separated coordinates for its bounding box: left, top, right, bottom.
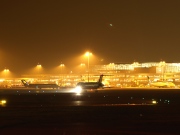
90, 61, 180, 87
45, 61, 180, 87
2, 61, 180, 88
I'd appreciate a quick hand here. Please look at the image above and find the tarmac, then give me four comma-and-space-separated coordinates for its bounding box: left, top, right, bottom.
0, 87, 180, 135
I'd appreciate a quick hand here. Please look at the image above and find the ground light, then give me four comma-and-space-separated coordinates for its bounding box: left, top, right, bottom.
0, 99, 7, 106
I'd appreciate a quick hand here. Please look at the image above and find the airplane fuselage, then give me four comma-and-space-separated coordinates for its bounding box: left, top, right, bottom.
76, 82, 104, 89
21, 79, 59, 89
26, 84, 59, 89
150, 81, 175, 88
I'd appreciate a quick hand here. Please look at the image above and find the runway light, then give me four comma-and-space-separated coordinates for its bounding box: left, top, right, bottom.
0, 100, 7, 106
1, 100, 6, 104
152, 100, 157, 104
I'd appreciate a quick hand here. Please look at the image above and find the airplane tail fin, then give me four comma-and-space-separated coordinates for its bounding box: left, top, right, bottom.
21, 79, 29, 87
147, 76, 151, 84
98, 74, 104, 83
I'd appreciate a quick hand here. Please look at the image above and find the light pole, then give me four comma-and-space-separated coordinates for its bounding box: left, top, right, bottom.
37, 63, 42, 81
4, 68, 9, 79
60, 63, 65, 85
80, 63, 85, 74
159, 61, 166, 81
60, 63, 65, 72
85, 52, 92, 82
3, 68, 9, 88
60, 63, 65, 76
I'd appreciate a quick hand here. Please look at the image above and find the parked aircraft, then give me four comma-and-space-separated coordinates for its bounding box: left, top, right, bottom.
147, 76, 175, 88
149, 81, 175, 88
21, 79, 60, 89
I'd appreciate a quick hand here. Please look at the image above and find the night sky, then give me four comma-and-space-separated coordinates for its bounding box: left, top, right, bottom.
1, 0, 180, 76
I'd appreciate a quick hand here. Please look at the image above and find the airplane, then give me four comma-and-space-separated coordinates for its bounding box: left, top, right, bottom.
75, 74, 104, 93
21, 79, 60, 89
147, 76, 175, 88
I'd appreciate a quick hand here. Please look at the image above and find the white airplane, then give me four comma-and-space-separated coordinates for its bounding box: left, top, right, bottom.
147, 76, 175, 88
75, 74, 104, 93
21, 79, 60, 89
149, 81, 175, 88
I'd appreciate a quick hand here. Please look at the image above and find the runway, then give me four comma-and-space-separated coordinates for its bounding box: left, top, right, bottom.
0, 88, 180, 134
1, 87, 180, 106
